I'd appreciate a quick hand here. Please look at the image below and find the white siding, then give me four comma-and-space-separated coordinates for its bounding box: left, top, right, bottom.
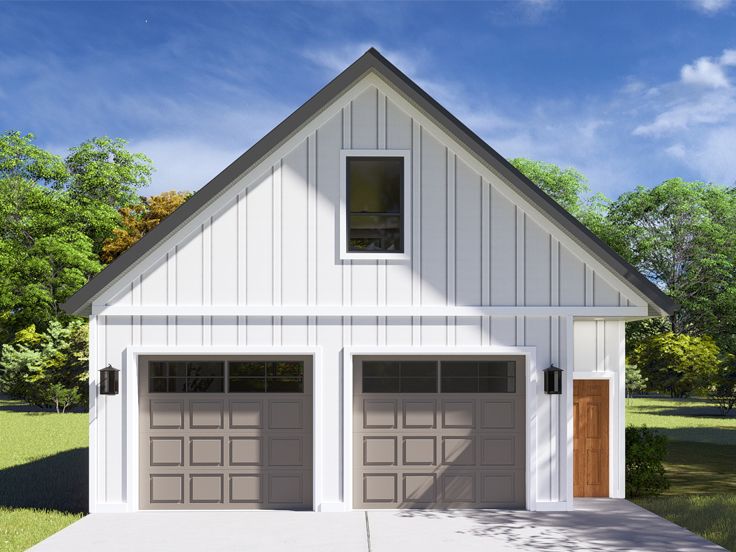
89, 75, 643, 511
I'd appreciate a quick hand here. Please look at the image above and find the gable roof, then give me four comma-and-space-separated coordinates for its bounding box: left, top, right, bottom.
62, 48, 677, 316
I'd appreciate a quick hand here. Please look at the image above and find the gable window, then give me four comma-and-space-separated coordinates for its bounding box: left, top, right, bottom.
340, 150, 411, 259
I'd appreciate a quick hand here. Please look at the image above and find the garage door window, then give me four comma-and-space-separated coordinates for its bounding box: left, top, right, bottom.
149, 361, 225, 393
229, 361, 304, 393
441, 360, 515, 393
362, 360, 437, 393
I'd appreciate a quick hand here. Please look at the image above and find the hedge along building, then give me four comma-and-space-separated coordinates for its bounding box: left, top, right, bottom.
63, 48, 675, 514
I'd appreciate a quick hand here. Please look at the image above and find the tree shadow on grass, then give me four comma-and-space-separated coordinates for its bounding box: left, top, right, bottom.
0, 447, 88, 514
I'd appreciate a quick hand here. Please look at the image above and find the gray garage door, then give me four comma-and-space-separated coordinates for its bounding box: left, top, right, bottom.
354, 356, 525, 509
139, 356, 312, 510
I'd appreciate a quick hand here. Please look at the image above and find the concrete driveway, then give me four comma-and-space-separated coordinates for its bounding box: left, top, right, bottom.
30, 499, 723, 552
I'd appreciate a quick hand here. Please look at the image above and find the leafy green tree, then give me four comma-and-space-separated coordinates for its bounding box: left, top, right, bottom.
708, 356, 736, 416
630, 332, 721, 397
0, 320, 88, 408
511, 158, 590, 216
625, 364, 648, 398
605, 179, 736, 342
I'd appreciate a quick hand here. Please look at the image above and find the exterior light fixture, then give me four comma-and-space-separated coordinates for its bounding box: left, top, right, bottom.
99, 364, 120, 395
544, 364, 563, 395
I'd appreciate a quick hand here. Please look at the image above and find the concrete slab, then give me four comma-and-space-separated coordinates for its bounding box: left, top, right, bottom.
29, 500, 724, 552
28, 511, 369, 552
366, 500, 725, 552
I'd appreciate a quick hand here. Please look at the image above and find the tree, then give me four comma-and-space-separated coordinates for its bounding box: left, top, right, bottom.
630, 332, 721, 397
625, 364, 648, 398
708, 356, 736, 416
605, 179, 736, 343
510, 158, 590, 216
0, 320, 88, 409
101, 190, 191, 263
0, 132, 152, 342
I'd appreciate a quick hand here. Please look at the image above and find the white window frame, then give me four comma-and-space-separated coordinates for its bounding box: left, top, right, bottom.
339, 149, 412, 261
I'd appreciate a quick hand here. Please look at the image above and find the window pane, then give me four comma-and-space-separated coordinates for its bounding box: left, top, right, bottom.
400, 361, 437, 379
230, 361, 266, 377
349, 215, 402, 252
348, 157, 402, 214
229, 377, 266, 393
150, 362, 167, 378
363, 362, 400, 378
170, 377, 187, 392
187, 377, 223, 393
442, 361, 478, 378
400, 378, 437, 393
269, 361, 304, 377
150, 377, 169, 393
363, 377, 400, 393
478, 378, 512, 393
441, 378, 478, 393
267, 377, 303, 393
168, 362, 187, 377
188, 361, 224, 378
478, 361, 512, 378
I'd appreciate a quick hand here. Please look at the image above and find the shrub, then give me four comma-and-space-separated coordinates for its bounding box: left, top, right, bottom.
626, 425, 669, 497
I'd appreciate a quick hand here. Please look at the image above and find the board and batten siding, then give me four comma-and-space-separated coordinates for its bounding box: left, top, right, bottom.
91, 77, 640, 510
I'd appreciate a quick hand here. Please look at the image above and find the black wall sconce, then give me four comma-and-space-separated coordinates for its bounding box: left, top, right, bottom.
544, 364, 563, 394
99, 364, 120, 395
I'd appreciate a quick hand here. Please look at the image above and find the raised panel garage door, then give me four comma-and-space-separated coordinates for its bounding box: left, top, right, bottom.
353, 356, 525, 508
139, 357, 312, 509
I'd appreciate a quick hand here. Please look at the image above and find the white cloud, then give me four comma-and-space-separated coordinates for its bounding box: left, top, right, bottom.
633, 90, 736, 135
664, 126, 736, 184
691, 0, 732, 13
680, 56, 730, 88
720, 49, 736, 65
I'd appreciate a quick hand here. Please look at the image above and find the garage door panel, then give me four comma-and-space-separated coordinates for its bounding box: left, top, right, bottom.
150, 474, 185, 504
190, 437, 224, 466
190, 474, 225, 503
190, 400, 225, 429
402, 437, 436, 465
481, 400, 516, 429
140, 357, 312, 510
354, 357, 525, 509
442, 400, 475, 428
150, 437, 184, 466
150, 400, 184, 429
363, 400, 398, 428
402, 473, 436, 503
402, 400, 436, 428
229, 400, 263, 429
364, 437, 398, 465
480, 436, 515, 466
230, 437, 263, 466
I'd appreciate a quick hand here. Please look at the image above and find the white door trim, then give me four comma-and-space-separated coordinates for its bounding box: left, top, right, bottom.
341, 345, 539, 512
572, 370, 623, 499
122, 345, 323, 513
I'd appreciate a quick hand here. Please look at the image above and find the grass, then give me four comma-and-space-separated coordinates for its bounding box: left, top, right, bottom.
0, 395, 87, 552
627, 396, 736, 551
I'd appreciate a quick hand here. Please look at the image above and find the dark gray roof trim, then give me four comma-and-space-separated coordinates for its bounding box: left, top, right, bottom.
63, 48, 676, 316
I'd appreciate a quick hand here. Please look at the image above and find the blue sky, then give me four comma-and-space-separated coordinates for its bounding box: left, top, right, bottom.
2, 1, 735, 198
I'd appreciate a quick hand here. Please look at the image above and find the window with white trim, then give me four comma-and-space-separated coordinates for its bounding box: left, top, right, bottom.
340, 150, 411, 259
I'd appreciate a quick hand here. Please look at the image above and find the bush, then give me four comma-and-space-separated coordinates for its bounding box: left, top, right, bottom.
626, 425, 669, 497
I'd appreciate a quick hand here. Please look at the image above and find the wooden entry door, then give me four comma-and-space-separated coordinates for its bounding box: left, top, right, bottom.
573, 380, 609, 497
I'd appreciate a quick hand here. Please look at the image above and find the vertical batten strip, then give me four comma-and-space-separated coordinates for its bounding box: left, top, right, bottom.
481, 177, 490, 346
446, 150, 456, 346
377, 91, 387, 346
237, 192, 247, 345
585, 265, 594, 306
342, 105, 352, 347
202, 219, 212, 345
551, 238, 560, 306
273, 162, 283, 346
411, 120, 422, 345
308, 133, 318, 346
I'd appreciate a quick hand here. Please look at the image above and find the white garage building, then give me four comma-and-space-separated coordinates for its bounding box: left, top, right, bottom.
63, 48, 675, 514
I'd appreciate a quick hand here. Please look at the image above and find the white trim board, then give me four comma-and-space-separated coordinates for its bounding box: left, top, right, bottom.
119, 346, 323, 513
341, 345, 544, 512
93, 305, 649, 318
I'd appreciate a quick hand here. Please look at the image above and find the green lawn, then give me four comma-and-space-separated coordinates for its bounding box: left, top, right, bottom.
0, 395, 87, 552
627, 397, 736, 551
